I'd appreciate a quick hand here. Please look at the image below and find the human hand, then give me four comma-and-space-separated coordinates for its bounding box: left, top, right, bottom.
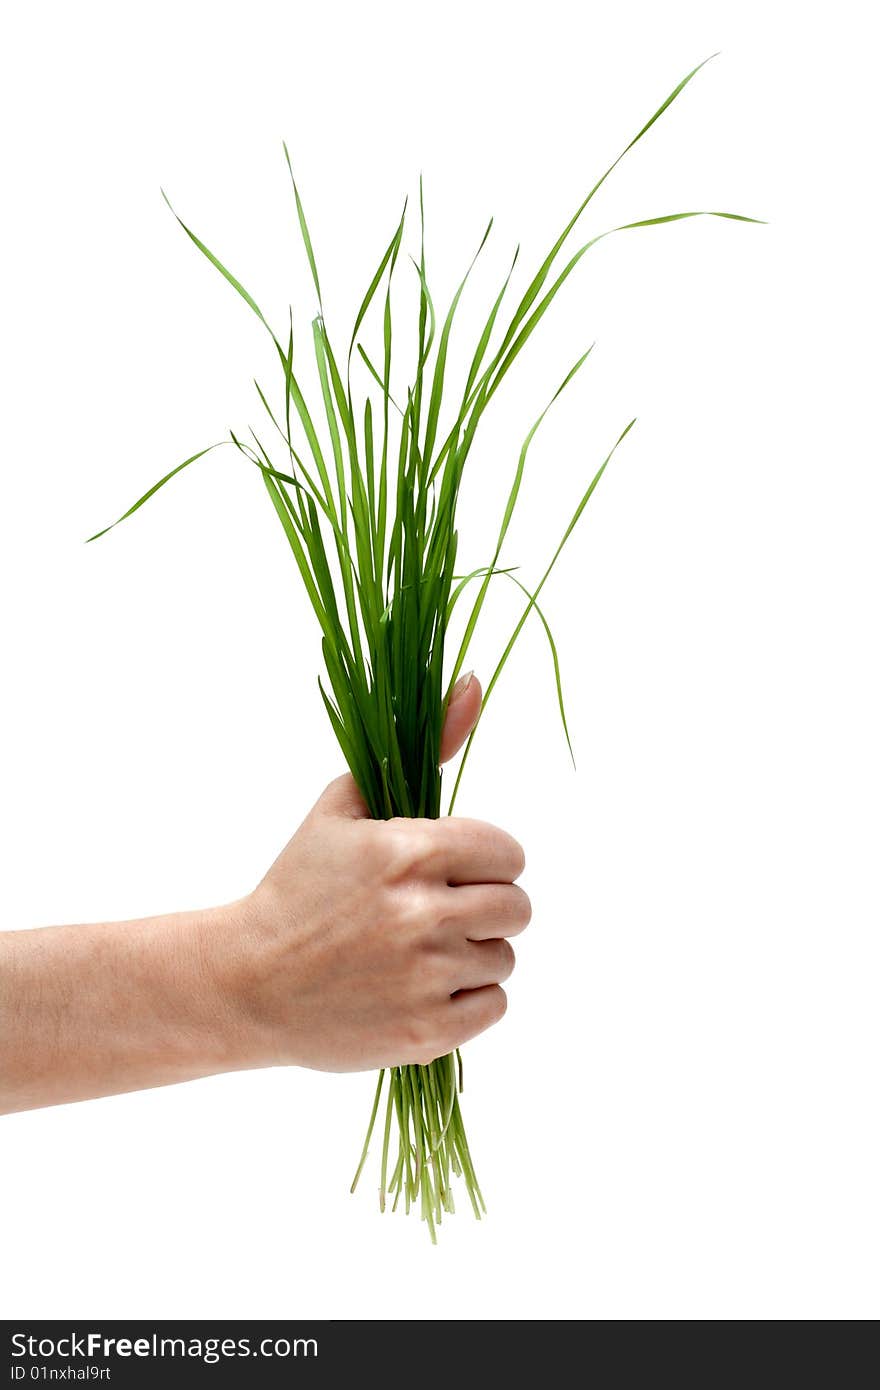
0, 673, 532, 1113
220, 673, 531, 1072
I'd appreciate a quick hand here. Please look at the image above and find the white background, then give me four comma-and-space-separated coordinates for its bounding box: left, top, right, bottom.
1, 0, 877, 1321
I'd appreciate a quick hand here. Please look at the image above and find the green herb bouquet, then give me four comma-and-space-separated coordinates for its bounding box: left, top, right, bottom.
91, 57, 758, 1239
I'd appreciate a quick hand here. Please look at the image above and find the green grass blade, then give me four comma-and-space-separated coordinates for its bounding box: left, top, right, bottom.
446, 564, 518, 616
312, 316, 348, 529
447, 419, 637, 811
492, 55, 719, 357
449, 346, 594, 687
409, 256, 437, 367
282, 143, 323, 313
619, 210, 764, 228
445, 566, 573, 764
86, 443, 225, 541
274, 337, 339, 524
348, 201, 407, 362
161, 190, 272, 334
462, 245, 520, 403
422, 219, 493, 471
357, 344, 404, 415
480, 210, 762, 413
261, 470, 334, 645
502, 570, 574, 766
444, 561, 569, 761
350, 1070, 385, 1194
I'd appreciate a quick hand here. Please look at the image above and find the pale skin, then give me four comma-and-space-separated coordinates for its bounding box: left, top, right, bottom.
0, 674, 531, 1116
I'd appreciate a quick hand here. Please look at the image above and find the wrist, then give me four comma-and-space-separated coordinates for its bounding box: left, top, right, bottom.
194, 890, 287, 1073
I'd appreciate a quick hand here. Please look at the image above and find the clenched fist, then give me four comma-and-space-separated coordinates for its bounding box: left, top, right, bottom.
0, 673, 532, 1114
232, 769, 529, 1071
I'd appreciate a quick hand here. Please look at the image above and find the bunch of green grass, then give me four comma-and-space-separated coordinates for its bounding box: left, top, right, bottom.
90, 57, 758, 1239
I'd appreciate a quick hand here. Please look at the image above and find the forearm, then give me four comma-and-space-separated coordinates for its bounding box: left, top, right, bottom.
0, 903, 254, 1115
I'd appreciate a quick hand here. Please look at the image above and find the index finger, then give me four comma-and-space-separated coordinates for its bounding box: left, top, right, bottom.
431, 817, 526, 886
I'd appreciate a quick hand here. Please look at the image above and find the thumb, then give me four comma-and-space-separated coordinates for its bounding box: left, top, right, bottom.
317, 671, 481, 818
440, 671, 482, 763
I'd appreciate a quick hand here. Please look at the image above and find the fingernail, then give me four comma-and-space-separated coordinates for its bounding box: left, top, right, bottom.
452, 671, 474, 699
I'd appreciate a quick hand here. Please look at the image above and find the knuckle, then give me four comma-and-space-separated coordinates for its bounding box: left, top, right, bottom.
510, 837, 526, 879
513, 885, 532, 928
489, 984, 508, 1023
403, 1014, 439, 1066
382, 822, 417, 879
498, 940, 516, 980
320, 773, 349, 803
485, 824, 525, 879
450, 817, 485, 863
359, 825, 392, 880
386, 886, 438, 951
401, 884, 434, 929
385, 820, 438, 881
411, 937, 451, 990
